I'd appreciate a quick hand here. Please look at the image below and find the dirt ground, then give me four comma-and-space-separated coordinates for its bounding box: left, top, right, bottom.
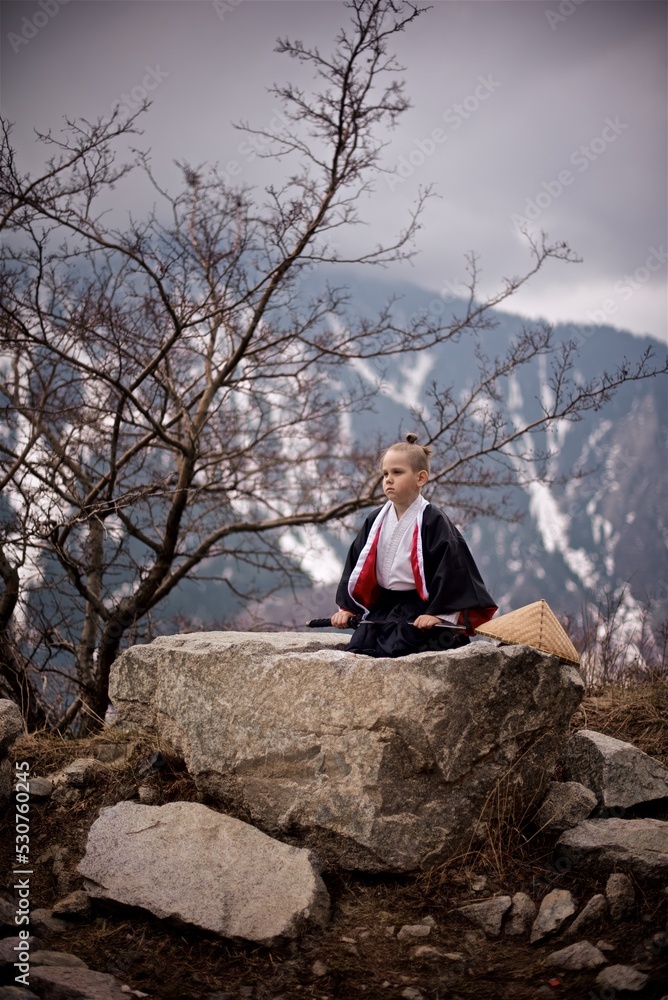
1, 682, 667, 1000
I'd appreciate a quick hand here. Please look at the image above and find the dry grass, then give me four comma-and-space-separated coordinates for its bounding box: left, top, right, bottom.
1, 683, 667, 1000
570, 679, 668, 764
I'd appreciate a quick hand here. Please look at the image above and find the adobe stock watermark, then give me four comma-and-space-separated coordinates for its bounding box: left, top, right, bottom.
213, 0, 243, 22
511, 117, 628, 231
386, 74, 501, 191
14, 761, 32, 988
112, 65, 169, 118
7, 0, 70, 54
545, 0, 587, 31
585, 246, 666, 326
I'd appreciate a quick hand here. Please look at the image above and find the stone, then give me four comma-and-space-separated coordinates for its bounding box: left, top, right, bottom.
0, 936, 42, 966
595, 964, 649, 992
401, 990, 424, 1000
503, 892, 537, 936
0, 759, 11, 805
60, 757, 105, 787
530, 889, 576, 944
410, 945, 444, 960
544, 940, 607, 970
27, 776, 53, 798
534, 781, 597, 833
311, 959, 328, 976
605, 872, 635, 920
462, 929, 486, 951
94, 741, 134, 764
456, 896, 512, 937
0, 896, 15, 931
110, 634, 583, 872
137, 784, 159, 805
563, 894, 608, 938
52, 890, 92, 921
29, 966, 131, 1000
0, 987, 40, 1000
78, 800, 329, 944
31, 949, 89, 967
397, 924, 431, 941
0, 700, 24, 753
51, 785, 81, 805
556, 818, 668, 881
565, 730, 668, 812
29, 908, 71, 936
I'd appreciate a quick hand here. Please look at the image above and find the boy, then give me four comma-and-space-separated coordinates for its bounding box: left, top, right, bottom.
331, 434, 497, 657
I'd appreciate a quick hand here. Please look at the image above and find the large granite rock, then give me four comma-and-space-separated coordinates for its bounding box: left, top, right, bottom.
565, 730, 668, 812
110, 633, 584, 872
78, 800, 329, 944
556, 818, 668, 881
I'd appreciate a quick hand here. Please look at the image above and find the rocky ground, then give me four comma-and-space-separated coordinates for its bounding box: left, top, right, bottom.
1, 683, 667, 1000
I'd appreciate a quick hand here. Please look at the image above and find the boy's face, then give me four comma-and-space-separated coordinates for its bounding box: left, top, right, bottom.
381, 450, 428, 513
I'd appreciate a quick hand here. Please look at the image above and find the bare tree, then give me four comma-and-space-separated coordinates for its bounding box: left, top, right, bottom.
0, 0, 665, 729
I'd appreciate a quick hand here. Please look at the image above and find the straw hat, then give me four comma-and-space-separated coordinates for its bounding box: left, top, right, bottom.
474, 599, 580, 665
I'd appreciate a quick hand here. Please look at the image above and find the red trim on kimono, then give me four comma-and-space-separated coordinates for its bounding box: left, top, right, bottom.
410, 521, 429, 601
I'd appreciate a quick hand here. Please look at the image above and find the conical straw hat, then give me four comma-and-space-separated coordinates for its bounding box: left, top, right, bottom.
474, 599, 580, 665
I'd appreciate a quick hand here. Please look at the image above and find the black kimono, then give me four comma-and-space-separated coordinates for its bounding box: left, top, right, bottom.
335, 500, 497, 657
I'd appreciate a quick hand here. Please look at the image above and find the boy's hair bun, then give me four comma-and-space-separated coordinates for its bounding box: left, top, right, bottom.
381, 432, 433, 473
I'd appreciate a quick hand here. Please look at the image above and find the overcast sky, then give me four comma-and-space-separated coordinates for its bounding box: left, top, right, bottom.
2, 0, 666, 341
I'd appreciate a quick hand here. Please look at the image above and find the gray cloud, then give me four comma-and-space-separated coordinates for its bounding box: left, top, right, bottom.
2, 0, 665, 339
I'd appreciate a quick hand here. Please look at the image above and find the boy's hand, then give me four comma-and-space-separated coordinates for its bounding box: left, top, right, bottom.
413, 615, 442, 629
331, 610, 356, 628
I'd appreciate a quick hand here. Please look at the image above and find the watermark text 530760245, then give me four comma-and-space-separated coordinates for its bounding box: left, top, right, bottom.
13, 761, 32, 987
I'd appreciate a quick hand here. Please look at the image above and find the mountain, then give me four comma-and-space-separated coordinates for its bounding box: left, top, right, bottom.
221, 272, 667, 661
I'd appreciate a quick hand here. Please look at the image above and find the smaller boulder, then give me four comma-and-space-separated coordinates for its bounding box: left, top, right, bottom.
534, 781, 597, 833
456, 896, 512, 937
564, 894, 608, 938
52, 890, 92, 922
29, 908, 71, 936
595, 964, 649, 992
78, 800, 329, 945
0, 986, 40, 1000
29, 965, 130, 1000
530, 890, 576, 944
397, 924, 431, 941
503, 892, 537, 937
31, 950, 88, 968
27, 776, 53, 798
59, 757, 105, 788
565, 730, 668, 812
544, 940, 607, 970
556, 818, 668, 881
0, 897, 15, 933
605, 872, 635, 921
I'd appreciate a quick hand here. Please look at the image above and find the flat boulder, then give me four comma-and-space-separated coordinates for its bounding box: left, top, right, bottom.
78, 800, 329, 945
565, 730, 668, 812
110, 633, 583, 872
556, 818, 668, 881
